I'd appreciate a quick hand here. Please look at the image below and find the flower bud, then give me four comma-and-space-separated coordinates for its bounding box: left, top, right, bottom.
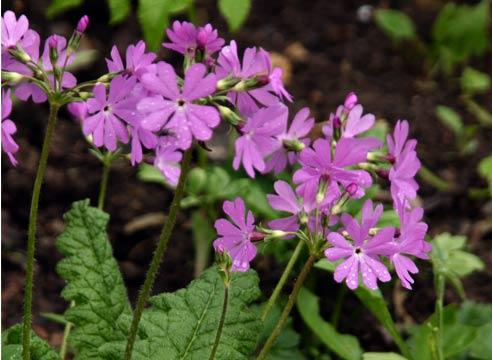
282, 138, 305, 152
376, 168, 389, 179
47, 35, 59, 66
216, 76, 241, 91
76, 15, 89, 33
344, 92, 358, 111
250, 231, 266, 242
1, 71, 24, 84
216, 104, 244, 126
9, 46, 31, 63
345, 183, 358, 196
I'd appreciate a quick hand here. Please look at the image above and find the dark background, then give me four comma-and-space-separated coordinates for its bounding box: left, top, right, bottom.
2, 0, 491, 352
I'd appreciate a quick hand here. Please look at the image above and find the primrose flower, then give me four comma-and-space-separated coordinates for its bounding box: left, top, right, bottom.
138, 62, 219, 150
15, 35, 76, 103
342, 104, 375, 138
216, 41, 283, 115
128, 120, 158, 166
1, 89, 19, 165
82, 75, 137, 151
76, 15, 89, 33
106, 41, 156, 79
391, 200, 430, 289
264, 107, 314, 174
233, 103, 287, 178
154, 142, 182, 186
293, 137, 380, 205
213, 197, 257, 272
325, 200, 393, 290
1, 10, 40, 64
387, 120, 416, 162
67, 101, 88, 122
163, 21, 224, 60
389, 150, 420, 206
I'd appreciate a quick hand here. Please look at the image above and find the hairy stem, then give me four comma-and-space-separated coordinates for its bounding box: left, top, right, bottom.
97, 157, 111, 209
434, 272, 445, 360
124, 148, 193, 360
22, 103, 60, 360
261, 240, 304, 322
208, 283, 229, 360
257, 254, 317, 360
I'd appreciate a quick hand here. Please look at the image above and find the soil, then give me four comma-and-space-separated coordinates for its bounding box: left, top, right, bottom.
2, 0, 491, 354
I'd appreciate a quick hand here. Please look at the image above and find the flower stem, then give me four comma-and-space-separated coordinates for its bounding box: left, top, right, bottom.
418, 166, 452, 193
59, 302, 74, 359
124, 148, 193, 360
208, 283, 229, 360
97, 155, 112, 209
434, 272, 445, 360
256, 254, 317, 360
22, 103, 60, 360
261, 240, 304, 322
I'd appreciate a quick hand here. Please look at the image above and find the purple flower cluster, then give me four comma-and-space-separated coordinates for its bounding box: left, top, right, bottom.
213, 93, 430, 291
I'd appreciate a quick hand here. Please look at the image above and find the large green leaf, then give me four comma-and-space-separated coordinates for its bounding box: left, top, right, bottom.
297, 287, 362, 360
218, 0, 252, 32
461, 67, 491, 95
2, 324, 60, 360
108, 0, 132, 24
374, 9, 417, 41
363, 353, 406, 360
138, 0, 171, 51
56, 200, 131, 359
100, 267, 262, 359
46, 0, 84, 18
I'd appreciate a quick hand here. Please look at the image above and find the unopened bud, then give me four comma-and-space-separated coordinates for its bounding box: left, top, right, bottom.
250, 231, 266, 242
47, 35, 59, 66
376, 168, 389, 179
344, 92, 358, 111
333, 116, 341, 129
217, 104, 243, 126
345, 183, 358, 196
283, 138, 305, 152
76, 15, 89, 33
9, 46, 31, 63
216, 76, 241, 91
1, 71, 24, 84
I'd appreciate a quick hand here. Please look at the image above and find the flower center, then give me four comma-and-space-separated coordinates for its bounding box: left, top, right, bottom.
355, 247, 362, 254
177, 99, 186, 107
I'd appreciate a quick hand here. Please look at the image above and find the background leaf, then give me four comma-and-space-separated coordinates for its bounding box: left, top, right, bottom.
2, 324, 60, 360
108, 0, 131, 24
461, 67, 491, 94
138, 0, 171, 51
297, 287, 363, 360
218, 0, 252, 32
436, 106, 463, 135
374, 9, 417, 41
46, 0, 84, 18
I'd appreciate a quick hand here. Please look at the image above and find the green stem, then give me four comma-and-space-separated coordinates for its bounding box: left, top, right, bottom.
257, 254, 317, 360
331, 286, 347, 328
22, 103, 60, 360
418, 166, 452, 192
261, 240, 304, 322
97, 157, 111, 209
208, 283, 229, 360
124, 148, 193, 360
434, 272, 445, 360
59, 302, 74, 359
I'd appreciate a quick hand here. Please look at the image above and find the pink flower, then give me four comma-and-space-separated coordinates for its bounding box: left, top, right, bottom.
82, 75, 137, 151
293, 137, 380, 205
387, 120, 416, 162
15, 35, 76, 103
163, 21, 224, 60
1, 89, 19, 165
213, 197, 257, 272
342, 104, 375, 138
264, 107, 314, 174
106, 41, 156, 79
154, 141, 182, 186
67, 102, 88, 122
233, 104, 287, 178
216, 41, 283, 115
76, 15, 89, 33
1, 11, 29, 49
138, 62, 219, 150
325, 200, 394, 290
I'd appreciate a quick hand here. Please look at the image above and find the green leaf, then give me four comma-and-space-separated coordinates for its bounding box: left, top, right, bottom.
314, 258, 338, 273
138, 0, 171, 51
363, 353, 407, 360
218, 0, 252, 32
186, 168, 208, 195
257, 304, 305, 360
374, 9, 417, 41
108, 0, 131, 24
100, 267, 262, 359
297, 287, 363, 360
459, 301, 492, 327
46, 0, 83, 18
168, 0, 192, 14
56, 200, 131, 359
378, 210, 400, 227
137, 163, 167, 185
436, 106, 463, 135
442, 323, 477, 357
470, 322, 492, 359
461, 67, 491, 94
2, 324, 61, 360
478, 156, 492, 183
191, 210, 215, 276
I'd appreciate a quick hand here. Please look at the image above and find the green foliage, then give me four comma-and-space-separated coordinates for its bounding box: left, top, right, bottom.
431, 233, 484, 299
218, 0, 252, 32
436, 106, 463, 135
100, 268, 262, 359
363, 353, 407, 360
431, 0, 490, 74
108, 0, 131, 24
257, 304, 305, 360
56, 200, 262, 359
56, 200, 131, 359
435, 105, 478, 155
478, 156, 492, 195
461, 67, 491, 95
46, 0, 83, 19
2, 324, 60, 360
297, 287, 363, 360
374, 9, 417, 41
137, 0, 171, 52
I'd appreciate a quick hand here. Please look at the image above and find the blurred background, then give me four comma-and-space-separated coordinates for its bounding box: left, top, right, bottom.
2, 0, 491, 355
